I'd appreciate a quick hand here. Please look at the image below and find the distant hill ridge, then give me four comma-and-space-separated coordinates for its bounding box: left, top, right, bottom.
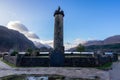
84, 35, 120, 46
84, 35, 120, 52
67, 35, 120, 52
0, 25, 36, 51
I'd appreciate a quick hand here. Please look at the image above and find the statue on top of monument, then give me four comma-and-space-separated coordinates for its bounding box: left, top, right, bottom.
54, 6, 64, 17
58, 6, 61, 12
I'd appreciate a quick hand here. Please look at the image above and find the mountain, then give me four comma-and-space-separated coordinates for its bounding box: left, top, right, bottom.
84, 40, 103, 46
104, 35, 120, 45
84, 35, 120, 52
7, 21, 51, 49
84, 35, 120, 46
0, 25, 36, 51
67, 35, 120, 52
85, 43, 120, 52
66, 47, 77, 52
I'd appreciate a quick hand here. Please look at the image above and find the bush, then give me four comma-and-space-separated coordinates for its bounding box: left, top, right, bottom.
35, 51, 40, 56
24, 52, 31, 56
26, 48, 33, 56
10, 51, 18, 56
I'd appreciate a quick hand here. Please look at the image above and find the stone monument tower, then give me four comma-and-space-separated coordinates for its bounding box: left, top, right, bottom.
54, 6, 64, 53
50, 7, 65, 67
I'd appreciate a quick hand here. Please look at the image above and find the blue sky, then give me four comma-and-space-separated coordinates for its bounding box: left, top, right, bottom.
0, 0, 120, 43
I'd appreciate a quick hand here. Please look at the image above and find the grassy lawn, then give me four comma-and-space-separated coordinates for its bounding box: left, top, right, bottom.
96, 62, 112, 70
1, 59, 16, 68
0, 74, 26, 80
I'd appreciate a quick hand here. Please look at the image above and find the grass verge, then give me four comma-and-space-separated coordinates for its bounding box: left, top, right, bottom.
96, 62, 112, 70
1, 59, 16, 68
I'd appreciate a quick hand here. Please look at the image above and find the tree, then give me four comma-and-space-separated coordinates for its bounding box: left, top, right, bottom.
27, 48, 33, 56
34, 50, 40, 56
76, 44, 85, 52
10, 50, 18, 56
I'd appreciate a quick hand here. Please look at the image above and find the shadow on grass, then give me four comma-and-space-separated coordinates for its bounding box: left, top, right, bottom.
96, 62, 112, 70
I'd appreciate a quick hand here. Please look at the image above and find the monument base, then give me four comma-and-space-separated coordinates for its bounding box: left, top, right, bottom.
50, 51, 65, 67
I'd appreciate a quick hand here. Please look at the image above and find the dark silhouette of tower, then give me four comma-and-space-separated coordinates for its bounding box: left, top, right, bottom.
50, 7, 65, 67
54, 6, 64, 53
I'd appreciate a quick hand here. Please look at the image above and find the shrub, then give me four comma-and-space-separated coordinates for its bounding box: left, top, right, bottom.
24, 52, 31, 56
10, 51, 18, 56
35, 51, 40, 56
27, 48, 33, 56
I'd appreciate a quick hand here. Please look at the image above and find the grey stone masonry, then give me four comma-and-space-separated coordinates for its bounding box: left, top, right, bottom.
54, 7, 64, 53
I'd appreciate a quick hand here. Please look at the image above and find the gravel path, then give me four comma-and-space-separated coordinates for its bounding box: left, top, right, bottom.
0, 60, 110, 80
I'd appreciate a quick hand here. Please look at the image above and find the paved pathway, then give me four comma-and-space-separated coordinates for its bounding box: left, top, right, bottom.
109, 61, 120, 80
0, 59, 109, 80
0, 59, 11, 69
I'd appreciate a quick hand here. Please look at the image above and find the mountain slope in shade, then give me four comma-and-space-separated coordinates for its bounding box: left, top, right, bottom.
0, 25, 36, 51
84, 40, 103, 46
104, 35, 120, 45
84, 35, 120, 52
84, 35, 120, 46
68, 35, 120, 52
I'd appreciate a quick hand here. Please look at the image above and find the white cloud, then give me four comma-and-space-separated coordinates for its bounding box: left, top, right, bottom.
26, 32, 39, 39
73, 38, 86, 45
7, 21, 28, 32
64, 39, 86, 50
7, 21, 50, 48
40, 40, 53, 48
